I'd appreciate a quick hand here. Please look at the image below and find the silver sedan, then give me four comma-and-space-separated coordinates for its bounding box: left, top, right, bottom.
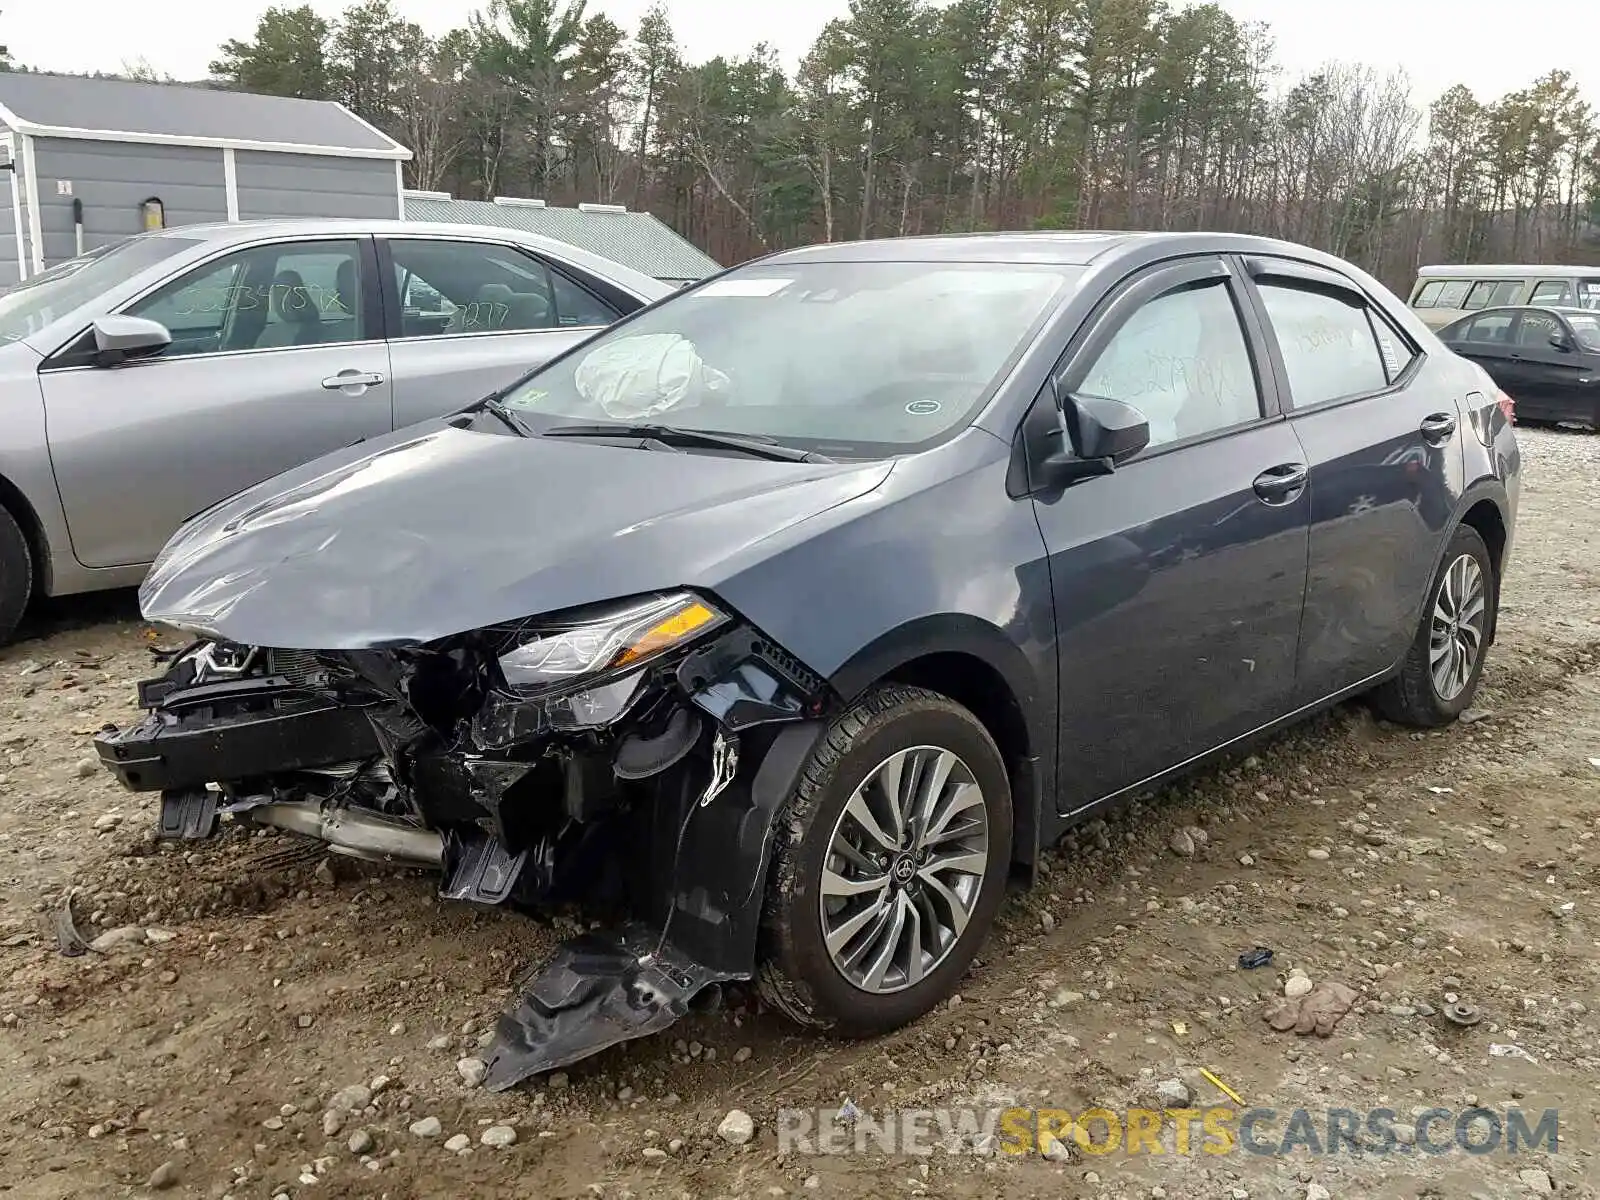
0, 219, 672, 641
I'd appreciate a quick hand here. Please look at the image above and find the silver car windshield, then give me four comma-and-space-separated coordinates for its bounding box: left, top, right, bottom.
501, 260, 1080, 455
0, 235, 199, 344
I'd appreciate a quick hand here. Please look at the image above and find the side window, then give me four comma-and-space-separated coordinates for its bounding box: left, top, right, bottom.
1411, 281, 1445, 309
388, 240, 561, 340
1433, 280, 1472, 310
1461, 281, 1496, 311
1257, 282, 1389, 407
1487, 280, 1525, 306
127, 258, 243, 349
1530, 280, 1571, 306
1077, 279, 1261, 449
1459, 311, 1514, 344
1515, 310, 1564, 349
550, 269, 623, 327
126, 239, 367, 357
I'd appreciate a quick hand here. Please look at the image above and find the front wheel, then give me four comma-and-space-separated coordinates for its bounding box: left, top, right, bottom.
757, 685, 1012, 1035
1372, 524, 1496, 727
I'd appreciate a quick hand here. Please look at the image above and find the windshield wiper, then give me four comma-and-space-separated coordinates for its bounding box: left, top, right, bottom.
540, 423, 834, 463
479, 396, 535, 437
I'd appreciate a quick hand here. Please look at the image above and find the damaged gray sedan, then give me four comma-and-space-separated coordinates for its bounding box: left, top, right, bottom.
93, 232, 1518, 1089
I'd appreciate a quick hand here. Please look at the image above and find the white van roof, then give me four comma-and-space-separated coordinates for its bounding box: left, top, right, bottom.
1416, 264, 1600, 278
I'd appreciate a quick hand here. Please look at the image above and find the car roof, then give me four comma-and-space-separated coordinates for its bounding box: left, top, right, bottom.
750, 230, 1380, 272
1446, 305, 1582, 321
141, 218, 668, 296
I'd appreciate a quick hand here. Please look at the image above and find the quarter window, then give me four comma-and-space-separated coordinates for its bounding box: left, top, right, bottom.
388, 240, 621, 340
125, 239, 366, 357
1258, 283, 1389, 407
1077, 279, 1262, 449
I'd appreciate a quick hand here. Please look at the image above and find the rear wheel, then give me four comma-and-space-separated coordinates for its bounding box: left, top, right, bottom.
757, 685, 1011, 1035
0, 506, 33, 647
1372, 524, 1495, 727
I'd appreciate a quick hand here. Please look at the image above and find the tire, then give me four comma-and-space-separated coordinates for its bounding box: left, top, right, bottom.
756, 684, 1012, 1035
0, 505, 32, 647
1371, 524, 1496, 728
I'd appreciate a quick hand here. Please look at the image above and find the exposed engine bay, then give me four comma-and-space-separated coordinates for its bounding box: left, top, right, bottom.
94, 593, 832, 1090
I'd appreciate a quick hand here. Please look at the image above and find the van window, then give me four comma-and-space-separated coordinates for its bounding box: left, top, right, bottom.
1412, 281, 1446, 308
1531, 280, 1572, 305
1462, 281, 1497, 311
1434, 280, 1471, 309
1578, 279, 1600, 310
1486, 280, 1524, 306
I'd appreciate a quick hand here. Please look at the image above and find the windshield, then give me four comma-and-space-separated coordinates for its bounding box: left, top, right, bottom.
1568, 312, 1600, 351
499, 260, 1080, 456
0, 234, 199, 344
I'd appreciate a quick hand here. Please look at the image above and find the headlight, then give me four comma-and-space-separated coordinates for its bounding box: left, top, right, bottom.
497, 591, 726, 693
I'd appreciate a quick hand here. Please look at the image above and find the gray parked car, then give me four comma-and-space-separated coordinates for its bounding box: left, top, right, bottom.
0, 219, 672, 641
98, 231, 1519, 1086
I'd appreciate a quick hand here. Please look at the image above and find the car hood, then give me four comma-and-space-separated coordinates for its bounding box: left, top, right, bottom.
139, 420, 894, 649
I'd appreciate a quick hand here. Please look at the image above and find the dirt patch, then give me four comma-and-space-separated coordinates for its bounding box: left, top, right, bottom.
1, 428, 1597, 1200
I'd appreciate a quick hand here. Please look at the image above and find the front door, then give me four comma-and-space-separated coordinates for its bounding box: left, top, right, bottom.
1030, 257, 1311, 814
1240, 256, 1467, 704
1506, 310, 1596, 425
40, 236, 394, 569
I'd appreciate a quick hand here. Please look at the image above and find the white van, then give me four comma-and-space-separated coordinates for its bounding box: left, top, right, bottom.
1408, 265, 1600, 330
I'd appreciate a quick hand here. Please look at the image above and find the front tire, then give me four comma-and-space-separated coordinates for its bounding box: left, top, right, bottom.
1372, 524, 1496, 727
757, 685, 1012, 1035
0, 506, 33, 647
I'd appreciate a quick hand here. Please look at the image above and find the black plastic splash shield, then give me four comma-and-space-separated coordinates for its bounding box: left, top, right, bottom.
482, 924, 737, 1091
480, 720, 827, 1089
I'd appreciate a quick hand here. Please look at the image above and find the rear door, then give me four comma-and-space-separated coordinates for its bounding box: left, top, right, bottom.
39, 235, 392, 569
378, 236, 626, 430
1239, 256, 1466, 705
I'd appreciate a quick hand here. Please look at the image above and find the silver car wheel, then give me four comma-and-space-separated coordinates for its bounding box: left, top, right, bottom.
818, 745, 990, 995
1429, 553, 1487, 702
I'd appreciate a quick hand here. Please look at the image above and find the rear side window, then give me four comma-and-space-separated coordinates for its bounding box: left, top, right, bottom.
1258, 283, 1389, 407
1458, 311, 1514, 344
1531, 280, 1571, 305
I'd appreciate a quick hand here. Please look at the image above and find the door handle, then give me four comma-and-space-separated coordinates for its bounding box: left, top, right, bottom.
321, 370, 385, 390
1419, 412, 1457, 443
1252, 463, 1309, 504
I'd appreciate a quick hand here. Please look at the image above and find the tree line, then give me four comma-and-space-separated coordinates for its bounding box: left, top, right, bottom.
59, 1, 1600, 287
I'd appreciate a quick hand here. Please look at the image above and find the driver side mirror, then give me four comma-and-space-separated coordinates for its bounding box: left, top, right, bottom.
1037, 392, 1151, 487
91, 315, 171, 368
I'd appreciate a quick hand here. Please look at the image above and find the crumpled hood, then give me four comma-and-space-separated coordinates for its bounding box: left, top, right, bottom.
140, 420, 893, 648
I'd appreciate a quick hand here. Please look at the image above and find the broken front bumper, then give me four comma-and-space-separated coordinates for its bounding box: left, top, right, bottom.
94, 619, 831, 1087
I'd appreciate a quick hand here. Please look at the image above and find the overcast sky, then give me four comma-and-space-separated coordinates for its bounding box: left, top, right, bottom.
7, 0, 1596, 109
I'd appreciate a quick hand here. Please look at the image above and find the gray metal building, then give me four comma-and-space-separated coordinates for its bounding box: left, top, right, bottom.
401, 192, 720, 285
0, 73, 411, 284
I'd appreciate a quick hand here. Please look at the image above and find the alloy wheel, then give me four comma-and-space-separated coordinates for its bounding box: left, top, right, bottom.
1430, 553, 1487, 702
818, 745, 990, 994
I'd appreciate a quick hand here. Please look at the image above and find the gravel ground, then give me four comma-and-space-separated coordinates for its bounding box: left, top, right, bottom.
1, 427, 1597, 1200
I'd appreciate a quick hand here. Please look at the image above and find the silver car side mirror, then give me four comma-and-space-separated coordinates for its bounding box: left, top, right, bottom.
91, 315, 172, 367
